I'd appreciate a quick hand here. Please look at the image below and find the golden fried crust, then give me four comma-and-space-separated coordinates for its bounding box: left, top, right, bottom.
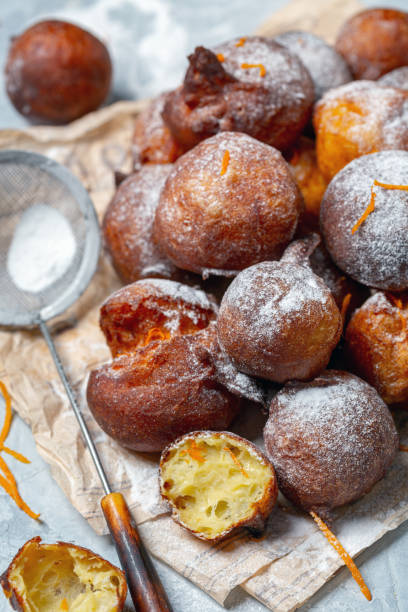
5, 20, 111, 123
345, 292, 408, 406
154, 132, 303, 275
287, 137, 328, 232
263, 371, 399, 518
335, 8, 408, 80
320, 151, 408, 291
217, 251, 342, 383
159, 431, 278, 542
87, 328, 241, 452
0, 537, 127, 612
99, 279, 217, 357
86, 280, 266, 452
132, 93, 185, 166
162, 38, 314, 151
314, 81, 408, 182
102, 165, 185, 284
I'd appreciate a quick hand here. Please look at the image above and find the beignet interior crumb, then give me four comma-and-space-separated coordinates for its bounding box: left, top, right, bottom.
8, 540, 124, 611
161, 435, 273, 538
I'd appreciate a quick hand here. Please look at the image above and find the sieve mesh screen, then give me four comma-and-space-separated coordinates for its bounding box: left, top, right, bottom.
0, 150, 100, 327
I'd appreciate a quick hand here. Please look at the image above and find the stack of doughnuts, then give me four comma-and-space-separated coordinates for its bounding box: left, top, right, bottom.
92, 7, 408, 553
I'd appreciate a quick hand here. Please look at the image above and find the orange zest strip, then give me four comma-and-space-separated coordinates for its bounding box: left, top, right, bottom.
310, 511, 371, 601
352, 188, 376, 234
187, 439, 205, 463
142, 327, 170, 347
220, 150, 230, 176
60, 598, 69, 611
0, 380, 12, 448
0, 380, 39, 520
216, 53, 225, 62
373, 180, 408, 191
353, 180, 408, 235
0, 466, 40, 520
241, 62, 266, 77
388, 296, 406, 335
224, 446, 249, 477
397, 311, 406, 335
340, 293, 352, 322
399, 444, 408, 452
235, 37, 247, 47
2, 446, 30, 463
390, 296, 403, 310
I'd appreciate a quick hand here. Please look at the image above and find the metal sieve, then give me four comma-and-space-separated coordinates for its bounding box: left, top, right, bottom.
0, 150, 171, 612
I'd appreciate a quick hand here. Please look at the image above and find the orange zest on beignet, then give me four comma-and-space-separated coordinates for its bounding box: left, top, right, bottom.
241, 62, 266, 77
224, 446, 249, 478
353, 181, 408, 234
220, 150, 230, 175
235, 37, 247, 47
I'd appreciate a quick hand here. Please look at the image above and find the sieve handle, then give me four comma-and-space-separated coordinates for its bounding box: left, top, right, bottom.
39, 320, 173, 612
102, 492, 173, 612
39, 319, 111, 493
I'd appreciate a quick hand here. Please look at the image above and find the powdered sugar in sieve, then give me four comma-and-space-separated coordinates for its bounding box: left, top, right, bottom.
7, 203, 76, 293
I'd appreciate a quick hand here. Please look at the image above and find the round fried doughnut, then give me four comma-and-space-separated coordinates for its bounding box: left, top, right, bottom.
314, 81, 408, 181
287, 137, 328, 232
5, 20, 111, 123
154, 132, 303, 275
379, 66, 408, 90
102, 165, 182, 283
217, 239, 342, 383
87, 279, 265, 451
99, 278, 217, 357
263, 370, 399, 517
274, 31, 352, 100
132, 92, 185, 166
87, 327, 241, 452
88, 280, 237, 452
335, 8, 408, 80
160, 431, 277, 542
345, 292, 408, 405
162, 37, 314, 151
320, 151, 408, 291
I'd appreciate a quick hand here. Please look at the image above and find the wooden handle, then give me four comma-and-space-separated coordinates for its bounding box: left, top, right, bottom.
101, 492, 173, 612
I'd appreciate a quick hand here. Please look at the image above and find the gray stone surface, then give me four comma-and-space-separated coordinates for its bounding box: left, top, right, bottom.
1, 1, 408, 611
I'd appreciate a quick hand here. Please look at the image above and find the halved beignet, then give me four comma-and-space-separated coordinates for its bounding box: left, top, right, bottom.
159, 431, 277, 542
0, 537, 127, 612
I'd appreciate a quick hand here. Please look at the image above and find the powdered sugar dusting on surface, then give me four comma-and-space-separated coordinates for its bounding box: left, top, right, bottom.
361, 291, 395, 316
221, 261, 331, 340
379, 66, 408, 91
274, 31, 352, 100
140, 278, 216, 311
106, 164, 177, 278
214, 344, 266, 406
132, 92, 168, 158
264, 370, 399, 511
103, 278, 217, 335
156, 132, 301, 272
214, 36, 310, 103
315, 81, 408, 153
321, 150, 408, 290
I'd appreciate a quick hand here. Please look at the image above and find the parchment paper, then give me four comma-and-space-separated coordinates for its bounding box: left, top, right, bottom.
2, 0, 408, 610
